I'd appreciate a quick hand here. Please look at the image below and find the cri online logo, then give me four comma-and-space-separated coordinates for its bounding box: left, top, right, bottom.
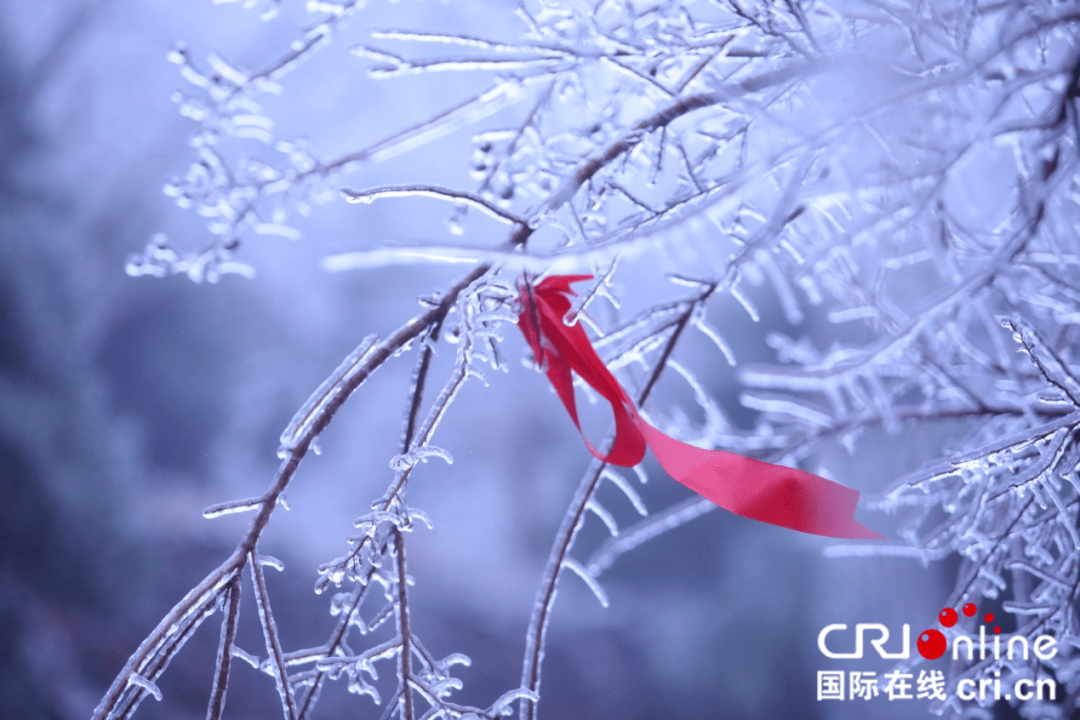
818, 602, 1058, 662
818, 603, 1060, 703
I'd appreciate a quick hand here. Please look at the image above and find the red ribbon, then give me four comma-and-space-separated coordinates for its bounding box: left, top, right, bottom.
518, 274, 882, 540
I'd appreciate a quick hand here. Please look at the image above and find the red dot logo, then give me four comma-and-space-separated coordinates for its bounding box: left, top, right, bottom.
939, 607, 958, 627
918, 629, 947, 659
962, 603, 977, 617
984, 612, 994, 623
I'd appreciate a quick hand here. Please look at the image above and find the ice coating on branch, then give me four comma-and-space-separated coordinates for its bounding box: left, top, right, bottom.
691, 310, 736, 366
126, 675, 162, 702
230, 645, 261, 670
729, 282, 760, 322
561, 559, 609, 608
202, 497, 264, 519
278, 334, 379, 456
389, 445, 454, 471
585, 498, 619, 537
600, 468, 648, 516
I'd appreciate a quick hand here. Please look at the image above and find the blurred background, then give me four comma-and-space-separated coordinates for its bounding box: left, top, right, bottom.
0, 1, 960, 719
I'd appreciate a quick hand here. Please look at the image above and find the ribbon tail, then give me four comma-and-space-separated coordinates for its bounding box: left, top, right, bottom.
639, 421, 883, 540
548, 342, 645, 466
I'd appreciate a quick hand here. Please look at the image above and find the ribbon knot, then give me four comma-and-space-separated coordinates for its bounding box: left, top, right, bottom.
518, 274, 882, 540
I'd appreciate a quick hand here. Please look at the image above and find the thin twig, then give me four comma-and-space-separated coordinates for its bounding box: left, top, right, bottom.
206, 575, 242, 720
520, 284, 714, 720
342, 185, 528, 227
393, 528, 415, 720
251, 552, 298, 720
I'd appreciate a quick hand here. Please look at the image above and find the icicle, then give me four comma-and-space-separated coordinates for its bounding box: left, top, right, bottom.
797, 274, 823, 305
601, 468, 648, 516
978, 566, 1008, 593
562, 558, 609, 607
757, 248, 803, 324
435, 652, 472, 670
307, 0, 348, 17
823, 545, 929, 559
127, 674, 163, 702
586, 498, 620, 536
1043, 479, 1080, 550
346, 675, 381, 703
740, 392, 832, 427
231, 645, 262, 669
389, 445, 454, 471
405, 507, 434, 531
564, 258, 621, 329
486, 687, 539, 716
203, 497, 264, 519
667, 360, 732, 435
729, 282, 760, 322
668, 273, 713, 289
354, 509, 407, 529
632, 464, 648, 485
693, 311, 736, 366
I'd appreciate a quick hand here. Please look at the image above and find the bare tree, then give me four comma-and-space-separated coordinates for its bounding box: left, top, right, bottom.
101, 0, 1080, 718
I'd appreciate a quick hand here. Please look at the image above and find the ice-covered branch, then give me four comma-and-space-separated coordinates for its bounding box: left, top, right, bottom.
96, 265, 489, 720
520, 283, 714, 720
106, 1, 1080, 718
